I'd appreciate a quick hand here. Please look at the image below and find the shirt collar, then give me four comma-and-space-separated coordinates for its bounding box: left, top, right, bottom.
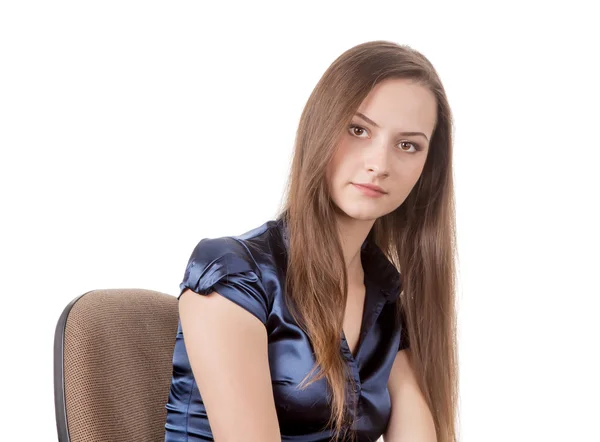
360, 236, 401, 302
275, 217, 401, 302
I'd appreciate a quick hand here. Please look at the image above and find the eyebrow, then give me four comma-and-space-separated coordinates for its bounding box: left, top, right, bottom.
355, 112, 429, 142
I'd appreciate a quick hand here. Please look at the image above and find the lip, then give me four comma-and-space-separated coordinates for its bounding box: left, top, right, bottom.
353, 183, 387, 194
352, 183, 387, 197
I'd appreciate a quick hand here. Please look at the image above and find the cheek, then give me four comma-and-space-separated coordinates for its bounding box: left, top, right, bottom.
400, 157, 427, 182
409, 164, 426, 184
414, 159, 428, 182
389, 160, 427, 200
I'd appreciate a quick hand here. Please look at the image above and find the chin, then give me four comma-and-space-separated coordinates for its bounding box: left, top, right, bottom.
335, 203, 382, 221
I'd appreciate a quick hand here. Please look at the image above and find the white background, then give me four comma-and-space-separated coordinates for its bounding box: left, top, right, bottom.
1, 1, 598, 440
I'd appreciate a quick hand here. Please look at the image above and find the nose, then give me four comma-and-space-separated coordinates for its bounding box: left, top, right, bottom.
365, 141, 390, 178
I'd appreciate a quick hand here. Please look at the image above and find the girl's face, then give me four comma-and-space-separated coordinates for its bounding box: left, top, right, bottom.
326, 78, 437, 222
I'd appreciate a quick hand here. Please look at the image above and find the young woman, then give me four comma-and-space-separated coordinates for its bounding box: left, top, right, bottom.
164, 40, 458, 442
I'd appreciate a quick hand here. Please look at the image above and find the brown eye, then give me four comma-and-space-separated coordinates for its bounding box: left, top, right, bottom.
398, 141, 419, 153
348, 124, 368, 138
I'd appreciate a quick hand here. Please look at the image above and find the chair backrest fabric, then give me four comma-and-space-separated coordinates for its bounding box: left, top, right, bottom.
54, 288, 179, 442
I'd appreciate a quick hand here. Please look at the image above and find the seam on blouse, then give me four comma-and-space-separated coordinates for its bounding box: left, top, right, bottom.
184, 378, 196, 442
231, 236, 263, 278
231, 235, 275, 317
231, 221, 279, 277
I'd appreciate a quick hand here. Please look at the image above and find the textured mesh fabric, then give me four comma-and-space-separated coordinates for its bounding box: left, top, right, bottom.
62, 288, 178, 442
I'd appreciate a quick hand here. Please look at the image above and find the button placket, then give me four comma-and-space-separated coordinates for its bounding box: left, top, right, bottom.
341, 337, 361, 383
340, 288, 388, 410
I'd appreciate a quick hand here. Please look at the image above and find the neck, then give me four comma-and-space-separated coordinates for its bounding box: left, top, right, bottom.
335, 213, 376, 282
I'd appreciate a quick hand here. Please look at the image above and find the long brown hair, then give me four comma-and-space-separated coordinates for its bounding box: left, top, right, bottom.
275, 40, 459, 442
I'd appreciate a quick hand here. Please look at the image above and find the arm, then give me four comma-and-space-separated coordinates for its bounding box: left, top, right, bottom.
179, 288, 281, 442
383, 349, 437, 442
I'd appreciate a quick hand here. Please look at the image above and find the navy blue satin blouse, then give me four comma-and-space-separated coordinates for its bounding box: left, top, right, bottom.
164, 217, 409, 442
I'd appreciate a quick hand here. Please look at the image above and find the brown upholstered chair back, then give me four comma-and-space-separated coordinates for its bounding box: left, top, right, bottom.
54, 288, 179, 442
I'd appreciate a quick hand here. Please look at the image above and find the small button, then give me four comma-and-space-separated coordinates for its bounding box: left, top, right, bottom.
352, 384, 360, 393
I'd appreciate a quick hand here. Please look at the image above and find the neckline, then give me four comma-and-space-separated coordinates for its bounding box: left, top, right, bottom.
274, 216, 401, 302
272, 216, 396, 364
342, 271, 383, 360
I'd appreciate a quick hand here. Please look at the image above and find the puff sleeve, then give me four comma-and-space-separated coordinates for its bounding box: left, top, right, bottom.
178, 236, 271, 326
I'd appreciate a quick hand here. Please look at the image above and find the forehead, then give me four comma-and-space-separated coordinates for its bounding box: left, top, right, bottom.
357, 78, 437, 132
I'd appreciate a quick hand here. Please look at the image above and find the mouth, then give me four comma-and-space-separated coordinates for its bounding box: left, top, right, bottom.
352, 183, 387, 196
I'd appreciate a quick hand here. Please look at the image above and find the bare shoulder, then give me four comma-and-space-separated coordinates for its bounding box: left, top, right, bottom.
179, 288, 281, 442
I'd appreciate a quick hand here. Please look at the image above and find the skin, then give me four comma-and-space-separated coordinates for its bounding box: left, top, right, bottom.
325, 77, 437, 276
178, 78, 438, 442
325, 78, 438, 441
